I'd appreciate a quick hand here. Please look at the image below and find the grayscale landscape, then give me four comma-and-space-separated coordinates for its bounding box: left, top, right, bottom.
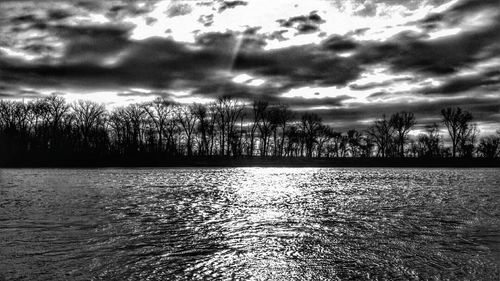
0, 0, 499, 280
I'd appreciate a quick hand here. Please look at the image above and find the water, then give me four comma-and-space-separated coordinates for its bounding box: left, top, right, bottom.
0, 168, 499, 280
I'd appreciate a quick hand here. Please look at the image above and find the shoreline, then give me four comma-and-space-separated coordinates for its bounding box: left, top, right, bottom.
2, 156, 500, 168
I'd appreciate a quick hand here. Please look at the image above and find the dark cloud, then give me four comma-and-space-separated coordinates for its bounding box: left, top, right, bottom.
218, 1, 248, 12
416, 0, 500, 32
278, 13, 324, 27
277, 12, 325, 34
0, 83, 43, 99
266, 30, 288, 41
0, 28, 362, 92
354, 1, 377, 17
76, 1, 105, 12
350, 0, 500, 75
366, 92, 390, 100
421, 70, 500, 95
190, 80, 352, 107
22, 44, 56, 54
448, 0, 500, 14
1, 32, 355, 93
304, 96, 500, 131
167, 3, 192, 17
53, 24, 132, 64
11, 14, 38, 23
0, 24, 358, 104
103, 2, 156, 19
233, 44, 361, 87
296, 24, 319, 34
53, 23, 131, 39
355, 22, 500, 75
349, 76, 414, 91
322, 36, 359, 52
47, 9, 72, 20
198, 14, 214, 26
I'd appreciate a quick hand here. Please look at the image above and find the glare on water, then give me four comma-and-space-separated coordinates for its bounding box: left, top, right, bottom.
0, 168, 499, 280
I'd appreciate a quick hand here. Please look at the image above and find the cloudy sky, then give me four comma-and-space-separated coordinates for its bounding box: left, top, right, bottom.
0, 0, 499, 133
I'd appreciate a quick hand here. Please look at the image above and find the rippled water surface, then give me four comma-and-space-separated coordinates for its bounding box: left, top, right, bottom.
1, 168, 499, 280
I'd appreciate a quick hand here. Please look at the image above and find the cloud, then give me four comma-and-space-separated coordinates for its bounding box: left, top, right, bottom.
198, 14, 214, 26
1, 27, 362, 97
276, 12, 325, 34
307, 95, 500, 131
167, 3, 193, 17
421, 70, 500, 95
321, 35, 359, 52
218, 1, 248, 12
351, 0, 500, 75
354, 1, 377, 17
47, 9, 73, 20
0, 83, 43, 99
191, 79, 348, 103
355, 24, 500, 75
447, 0, 500, 14
234, 44, 361, 87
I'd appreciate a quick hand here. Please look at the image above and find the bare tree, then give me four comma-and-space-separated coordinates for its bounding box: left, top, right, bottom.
346, 129, 362, 157
192, 104, 210, 156
3, 94, 497, 164
301, 113, 322, 158
141, 97, 172, 153
43, 95, 70, 150
257, 103, 273, 157
441, 107, 473, 157
477, 135, 500, 158
390, 111, 416, 157
276, 104, 293, 157
72, 100, 106, 150
367, 115, 394, 157
118, 104, 147, 153
175, 105, 197, 156
316, 125, 333, 158
416, 123, 441, 157
214, 96, 245, 156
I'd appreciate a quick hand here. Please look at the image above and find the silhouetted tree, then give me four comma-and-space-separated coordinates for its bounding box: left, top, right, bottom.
390, 111, 416, 157
441, 107, 473, 157
249, 100, 265, 156
72, 100, 106, 152
43, 95, 70, 151
192, 104, 210, 156
141, 97, 172, 153
214, 96, 244, 156
176, 105, 197, 156
346, 129, 361, 157
416, 123, 441, 157
256, 102, 273, 157
1, 95, 498, 164
459, 123, 478, 158
367, 115, 394, 157
301, 113, 322, 158
477, 135, 500, 158
316, 125, 333, 158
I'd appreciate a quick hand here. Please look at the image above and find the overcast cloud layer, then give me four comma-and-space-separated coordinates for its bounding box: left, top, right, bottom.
0, 0, 499, 133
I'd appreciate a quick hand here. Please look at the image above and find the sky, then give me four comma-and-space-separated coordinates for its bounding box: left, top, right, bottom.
0, 0, 499, 134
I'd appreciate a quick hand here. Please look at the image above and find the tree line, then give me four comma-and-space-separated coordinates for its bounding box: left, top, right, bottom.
1, 95, 499, 164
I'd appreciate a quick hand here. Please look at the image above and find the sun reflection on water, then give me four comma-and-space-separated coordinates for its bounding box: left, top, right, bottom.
1, 168, 499, 280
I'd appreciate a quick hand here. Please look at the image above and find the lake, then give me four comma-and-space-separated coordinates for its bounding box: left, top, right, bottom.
1, 168, 499, 280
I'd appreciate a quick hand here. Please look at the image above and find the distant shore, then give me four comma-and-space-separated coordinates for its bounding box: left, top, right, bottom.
2, 155, 500, 168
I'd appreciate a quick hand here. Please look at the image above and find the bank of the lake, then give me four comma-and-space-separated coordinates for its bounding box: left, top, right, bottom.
1, 155, 500, 167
